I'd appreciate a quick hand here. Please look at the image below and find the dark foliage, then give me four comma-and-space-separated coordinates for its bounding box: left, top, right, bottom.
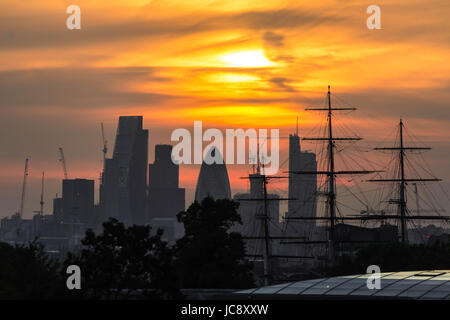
0, 241, 65, 299
64, 218, 180, 299
331, 240, 450, 276
175, 197, 255, 289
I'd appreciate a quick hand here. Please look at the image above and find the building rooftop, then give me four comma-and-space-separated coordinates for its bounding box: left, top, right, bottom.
234, 270, 450, 300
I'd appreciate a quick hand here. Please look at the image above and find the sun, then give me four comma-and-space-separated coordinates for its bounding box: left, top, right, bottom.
220, 50, 275, 68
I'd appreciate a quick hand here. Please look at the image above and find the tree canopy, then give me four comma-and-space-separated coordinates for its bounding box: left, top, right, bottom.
0, 241, 64, 299
65, 218, 180, 299
175, 197, 255, 289
331, 241, 450, 276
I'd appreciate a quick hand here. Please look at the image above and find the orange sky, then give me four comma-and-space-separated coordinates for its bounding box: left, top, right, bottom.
0, 0, 449, 218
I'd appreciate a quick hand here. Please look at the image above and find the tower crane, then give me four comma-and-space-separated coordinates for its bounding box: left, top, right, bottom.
101, 122, 108, 161
18, 158, 29, 218
40, 171, 45, 216
58, 147, 68, 180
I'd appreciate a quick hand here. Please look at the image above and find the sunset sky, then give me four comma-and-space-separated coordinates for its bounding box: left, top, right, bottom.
0, 0, 449, 218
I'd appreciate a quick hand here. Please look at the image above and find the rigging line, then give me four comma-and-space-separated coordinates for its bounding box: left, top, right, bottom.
415, 184, 446, 217
336, 151, 373, 206
417, 153, 450, 201
402, 124, 430, 149
406, 214, 427, 244
404, 156, 446, 215
335, 200, 365, 214
332, 94, 392, 146
344, 146, 385, 169
269, 219, 283, 232
415, 152, 440, 179
283, 177, 328, 220
335, 204, 347, 221
337, 183, 369, 209
408, 184, 443, 217
337, 186, 385, 199
423, 184, 447, 215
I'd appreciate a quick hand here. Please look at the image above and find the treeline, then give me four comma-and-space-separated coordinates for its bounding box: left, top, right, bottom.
0, 197, 254, 299
2, 197, 450, 299
331, 241, 450, 276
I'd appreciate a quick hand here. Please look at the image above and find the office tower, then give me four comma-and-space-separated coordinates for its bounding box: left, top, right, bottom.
233, 172, 280, 259
194, 146, 231, 202
233, 173, 280, 234
100, 116, 148, 226
286, 129, 317, 234
148, 145, 185, 240
53, 197, 63, 222
100, 158, 118, 224
62, 179, 94, 226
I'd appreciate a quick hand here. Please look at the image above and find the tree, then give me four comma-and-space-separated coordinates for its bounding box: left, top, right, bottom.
331, 241, 450, 276
0, 241, 64, 299
175, 197, 254, 289
65, 218, 180, 299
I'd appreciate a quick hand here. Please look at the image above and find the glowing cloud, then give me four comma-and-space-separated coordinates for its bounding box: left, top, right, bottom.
220, 50, 275, 68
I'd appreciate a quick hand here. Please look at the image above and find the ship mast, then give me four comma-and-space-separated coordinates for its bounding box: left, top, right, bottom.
299, 85, 372, 262
369, 119, 442, 243
241, 143, 309, 285
326, 85, 337, 260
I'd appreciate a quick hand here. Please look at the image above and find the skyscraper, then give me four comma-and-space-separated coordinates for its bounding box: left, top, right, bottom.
100, 116, 148, 226
195, 146, 231, 202
286, 129, 317, 234
53, 197, 63, 223
148, 145, 185, 240
62, 179, 94, 226
233, 173, 280, 246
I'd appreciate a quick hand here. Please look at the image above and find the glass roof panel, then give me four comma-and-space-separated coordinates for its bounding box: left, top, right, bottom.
415, 271, 446, 277
355, 272, 393, 279
234, 288, 258, 294
420, 282, 450, 299
428, 274, 450, 281
350, 278, 401, 296
382, 271, 420, 279
325, 278, 368, 295
301, 276, 358, 295
252, 283, 292, 294
374, 279, 426, 297
234, 271, 450, 299
277, 278, 326, 295
399, 279, 443, 298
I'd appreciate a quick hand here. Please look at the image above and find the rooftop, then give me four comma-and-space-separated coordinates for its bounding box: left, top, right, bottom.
234, 270, 450, 300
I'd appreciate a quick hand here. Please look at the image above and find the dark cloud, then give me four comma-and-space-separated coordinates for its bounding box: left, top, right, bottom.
272, 55, 297, 64
0, 67, 181, 109
269, 77, 296, 92
0, 9, 349, 50
262, 31, 284, 47
333, 86, 450, 122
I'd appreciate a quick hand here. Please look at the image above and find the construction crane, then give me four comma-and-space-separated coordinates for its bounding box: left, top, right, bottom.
40, 171, 45, 216
58, 147, 68, 180
18, 158, 29, 218
101, 122, 108, 161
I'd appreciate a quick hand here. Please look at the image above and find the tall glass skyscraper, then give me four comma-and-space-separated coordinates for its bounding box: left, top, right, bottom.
100, 116, 148, 226
287, 130, 317, 232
